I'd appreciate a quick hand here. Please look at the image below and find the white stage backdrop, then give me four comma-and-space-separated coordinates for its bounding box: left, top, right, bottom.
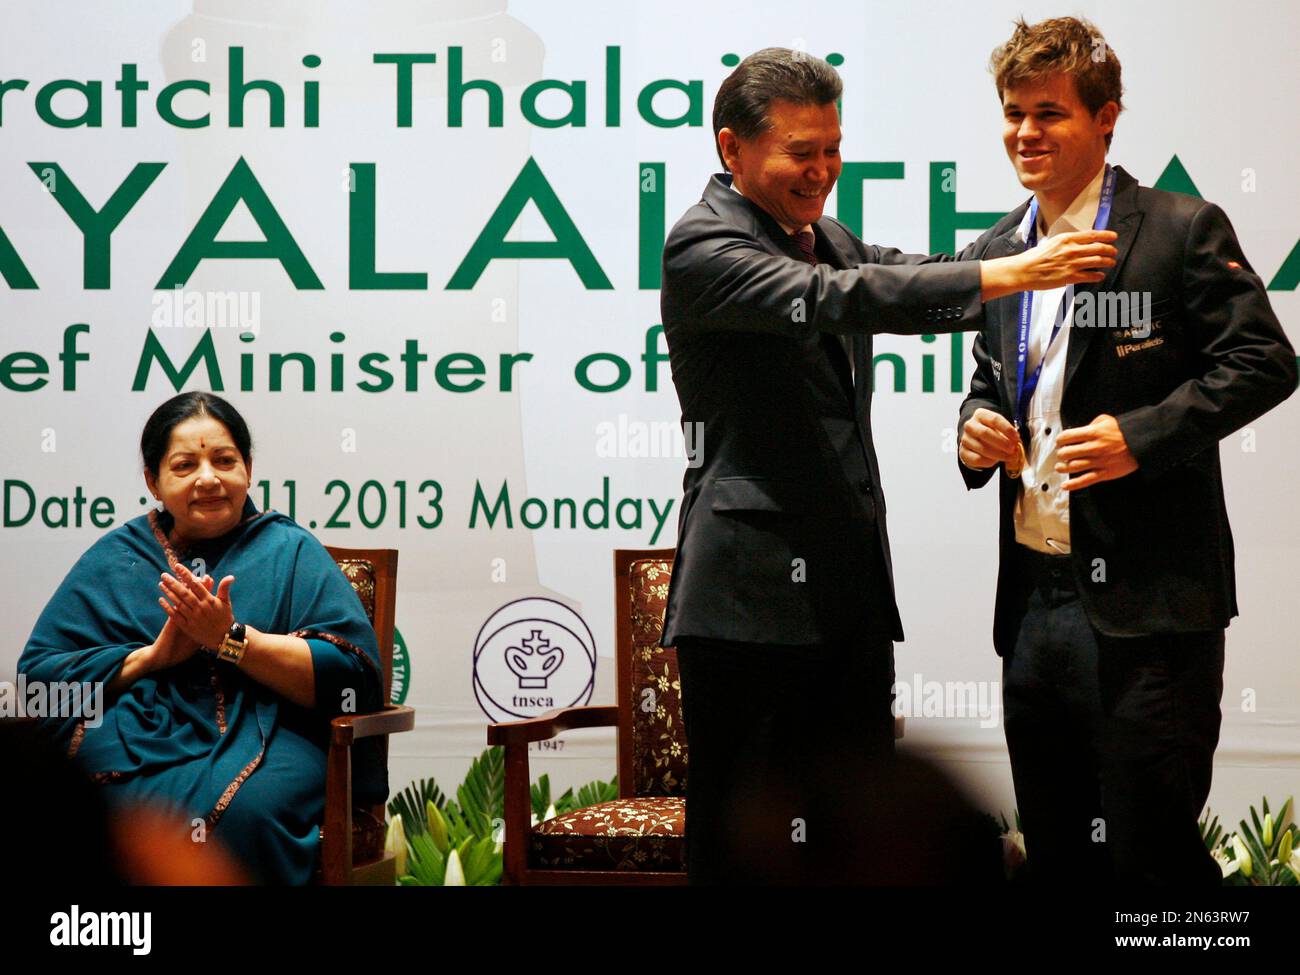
2, 0, 1296, 822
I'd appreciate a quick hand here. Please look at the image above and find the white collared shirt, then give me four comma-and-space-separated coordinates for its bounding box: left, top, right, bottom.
1013, 164, 1106, 555
729, 177, 854, 384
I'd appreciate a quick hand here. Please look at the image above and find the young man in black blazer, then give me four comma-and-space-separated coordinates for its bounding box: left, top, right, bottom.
957, 17, 1296, 884
659, 47, 1118, 884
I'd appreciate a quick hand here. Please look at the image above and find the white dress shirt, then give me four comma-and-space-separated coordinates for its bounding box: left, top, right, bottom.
1013, 164, 1106, 555
729, 178, 855, 384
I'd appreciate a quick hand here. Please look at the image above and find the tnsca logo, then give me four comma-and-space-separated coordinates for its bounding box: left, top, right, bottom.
472, 598, 596, 723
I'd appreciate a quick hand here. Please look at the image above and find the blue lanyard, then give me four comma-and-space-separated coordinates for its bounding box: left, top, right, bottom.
1014, 164, 1116, 431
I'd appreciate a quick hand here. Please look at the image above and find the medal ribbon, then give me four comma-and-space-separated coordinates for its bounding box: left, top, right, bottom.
1013, 164, 1116, 433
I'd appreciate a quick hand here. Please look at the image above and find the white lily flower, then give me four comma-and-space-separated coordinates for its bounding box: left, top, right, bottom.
1231, 835, 1253, 878
1212, 848, 1239, 879
1001, 830, 1027, 874
444, 848, 466, 886
384, 813, 407, 880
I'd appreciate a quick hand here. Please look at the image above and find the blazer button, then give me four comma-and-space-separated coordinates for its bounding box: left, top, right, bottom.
859, 477, 872, 494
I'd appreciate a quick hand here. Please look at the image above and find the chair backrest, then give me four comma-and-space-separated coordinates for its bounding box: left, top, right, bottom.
613, 548, 685, 799
325, 546, 399, 703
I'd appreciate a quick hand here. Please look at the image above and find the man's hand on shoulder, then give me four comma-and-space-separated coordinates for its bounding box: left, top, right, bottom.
979, 230, 1119, 300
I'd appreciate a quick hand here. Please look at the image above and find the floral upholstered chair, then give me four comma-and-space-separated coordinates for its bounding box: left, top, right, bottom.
488, 549, 687, 885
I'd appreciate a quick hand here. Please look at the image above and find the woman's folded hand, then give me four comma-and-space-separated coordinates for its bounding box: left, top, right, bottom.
145, 616, 202, 671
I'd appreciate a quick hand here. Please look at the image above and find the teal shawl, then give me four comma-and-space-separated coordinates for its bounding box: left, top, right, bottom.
18, 498, 387, 883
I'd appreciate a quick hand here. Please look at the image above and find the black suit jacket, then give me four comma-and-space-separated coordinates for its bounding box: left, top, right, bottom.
660, 173, 983, 647
958, 165, 1297, 655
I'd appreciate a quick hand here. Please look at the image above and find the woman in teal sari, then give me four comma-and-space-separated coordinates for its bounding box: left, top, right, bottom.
19, 392, 386, 884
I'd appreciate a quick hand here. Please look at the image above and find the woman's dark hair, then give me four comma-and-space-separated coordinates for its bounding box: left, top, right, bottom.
712, 48, 843, 171
140, 392, 253, 477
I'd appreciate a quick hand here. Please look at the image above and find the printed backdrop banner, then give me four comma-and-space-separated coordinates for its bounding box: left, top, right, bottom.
2, 0, 1297, 818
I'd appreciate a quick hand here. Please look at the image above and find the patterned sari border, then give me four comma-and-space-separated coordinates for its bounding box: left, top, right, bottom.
290, 628, 384, 683
205, 745, 266, 830
147, 506, 266, 569
148, 509, 183, 569
207, 657, 228, 735
67, 719, 85, 758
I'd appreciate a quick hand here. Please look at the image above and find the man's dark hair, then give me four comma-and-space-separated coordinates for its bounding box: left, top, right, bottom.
712, 48, 843, 171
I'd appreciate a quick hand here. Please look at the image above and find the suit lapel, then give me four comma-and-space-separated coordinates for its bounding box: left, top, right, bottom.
811, 222, 857, 405
989, 169, 1144, 408
705, 175, 859, 404
984, 228, 1026, 408
1062, 169, 1143, 393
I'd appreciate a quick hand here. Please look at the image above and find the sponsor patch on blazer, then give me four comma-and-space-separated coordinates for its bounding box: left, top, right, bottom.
1111, 318, 1164, 342
1115, 335, 1166, 357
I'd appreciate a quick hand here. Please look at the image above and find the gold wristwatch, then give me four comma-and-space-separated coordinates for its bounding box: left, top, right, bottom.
216, 621, 248, 665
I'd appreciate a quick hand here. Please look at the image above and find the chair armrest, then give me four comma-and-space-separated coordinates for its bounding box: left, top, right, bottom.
486, 705, 618, 747
490, 704, 617, 884
330, 705, 415, 746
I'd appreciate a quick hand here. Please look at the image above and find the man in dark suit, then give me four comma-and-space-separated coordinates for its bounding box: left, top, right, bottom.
659, 47, 1118, 884
957, 17, 1296, 884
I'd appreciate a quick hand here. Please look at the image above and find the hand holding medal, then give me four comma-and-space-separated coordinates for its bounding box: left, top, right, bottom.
959, 407, 1024, 473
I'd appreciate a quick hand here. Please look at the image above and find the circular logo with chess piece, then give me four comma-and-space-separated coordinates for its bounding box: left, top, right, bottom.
472, 598, 597, 723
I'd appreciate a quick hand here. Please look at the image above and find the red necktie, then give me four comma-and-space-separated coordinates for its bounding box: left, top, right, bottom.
793, 230, 818, 265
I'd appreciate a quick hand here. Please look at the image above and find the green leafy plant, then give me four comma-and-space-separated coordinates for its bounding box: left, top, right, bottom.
399, 800, 502, 886
386, 746, 617, 886
388, 777, 446, 838
1206, 797, 1299, 886
532, 772, 619, 820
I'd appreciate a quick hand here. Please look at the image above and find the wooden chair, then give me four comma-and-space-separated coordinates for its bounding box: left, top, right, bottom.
488, 548, 687, 885
487, 548, 907, 885
320, 546, 415, 885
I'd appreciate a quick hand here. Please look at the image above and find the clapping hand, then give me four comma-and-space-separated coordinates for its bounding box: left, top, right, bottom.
146, 616, 201, 671
159, 562, 236, 649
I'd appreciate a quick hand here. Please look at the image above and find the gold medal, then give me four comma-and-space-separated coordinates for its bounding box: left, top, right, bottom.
1005, 439, 1026, 479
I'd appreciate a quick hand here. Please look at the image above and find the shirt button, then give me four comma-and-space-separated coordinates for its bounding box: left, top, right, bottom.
859, 477, 872, 493
1044, 427, 1051, 435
